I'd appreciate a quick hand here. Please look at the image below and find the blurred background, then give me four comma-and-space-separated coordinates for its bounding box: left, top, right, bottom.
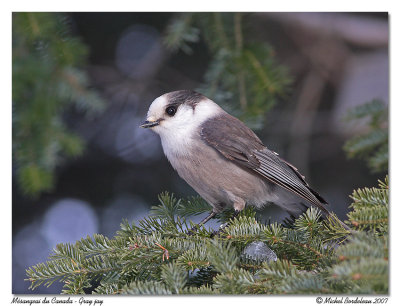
12, 12, 388, 293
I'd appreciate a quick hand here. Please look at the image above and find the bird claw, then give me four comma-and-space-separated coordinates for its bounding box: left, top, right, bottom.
210, 225, 229, 238
219, 222, 229, 229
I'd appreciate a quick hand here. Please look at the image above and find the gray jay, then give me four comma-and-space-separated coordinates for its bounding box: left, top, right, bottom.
141, 90, 347, 230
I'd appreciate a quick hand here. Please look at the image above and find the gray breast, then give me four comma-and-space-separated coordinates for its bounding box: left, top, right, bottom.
165, 135, 276, 212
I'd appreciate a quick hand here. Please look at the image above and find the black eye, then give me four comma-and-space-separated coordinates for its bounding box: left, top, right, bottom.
166, 106, 177, 116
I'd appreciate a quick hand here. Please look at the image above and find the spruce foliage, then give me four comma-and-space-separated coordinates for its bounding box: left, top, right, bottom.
26, 176, 388, 294
343, 99, 388, 173
12, 13, 105, 197
164, 12, 290, 129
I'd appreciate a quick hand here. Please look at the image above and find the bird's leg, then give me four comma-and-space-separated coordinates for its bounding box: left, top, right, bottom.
211, 209, 242, 237
212, 199, 246, 236
198, 211, 218, 227
232, 209, 240, 219
220, 209, 240, 230
187, 211, 217, 235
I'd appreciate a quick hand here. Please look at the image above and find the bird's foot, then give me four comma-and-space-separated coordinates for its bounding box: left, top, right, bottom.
210, 223, 229, 238
210, 209, 240, 238
186, 211, 217, 236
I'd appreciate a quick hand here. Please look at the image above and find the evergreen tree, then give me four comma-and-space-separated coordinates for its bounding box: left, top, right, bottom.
12, 13, 105, 197
26, 177, 388, 294
164, 12, 290, 129
343, 99, 388, 173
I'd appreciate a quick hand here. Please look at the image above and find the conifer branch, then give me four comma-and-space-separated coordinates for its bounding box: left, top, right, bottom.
26, 181, 388, 294
344, 99, 388, 173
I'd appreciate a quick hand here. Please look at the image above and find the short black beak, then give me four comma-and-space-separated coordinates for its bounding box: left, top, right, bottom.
140, 120, 159, 128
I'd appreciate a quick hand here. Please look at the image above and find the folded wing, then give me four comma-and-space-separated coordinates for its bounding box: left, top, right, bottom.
200, 114, 329, 214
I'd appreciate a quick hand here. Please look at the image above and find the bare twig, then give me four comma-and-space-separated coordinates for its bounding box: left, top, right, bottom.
258, 12, 388, 48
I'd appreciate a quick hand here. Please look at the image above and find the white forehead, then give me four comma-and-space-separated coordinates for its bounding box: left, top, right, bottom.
147, 94, 223, 121
147, 95, 168, 118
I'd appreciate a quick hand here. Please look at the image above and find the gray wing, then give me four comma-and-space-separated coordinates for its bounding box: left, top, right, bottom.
200, 114, 329, 214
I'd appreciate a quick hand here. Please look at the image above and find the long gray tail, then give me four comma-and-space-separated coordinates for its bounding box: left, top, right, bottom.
273, 186, 350, 231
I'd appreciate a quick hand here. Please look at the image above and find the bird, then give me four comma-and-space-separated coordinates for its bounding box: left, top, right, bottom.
141, 90, 348, 232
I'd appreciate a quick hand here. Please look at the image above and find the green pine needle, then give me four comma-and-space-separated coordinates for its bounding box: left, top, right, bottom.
25, 178, 388, 294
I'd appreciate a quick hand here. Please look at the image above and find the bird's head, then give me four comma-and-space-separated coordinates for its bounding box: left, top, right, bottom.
141, 90, 223, 138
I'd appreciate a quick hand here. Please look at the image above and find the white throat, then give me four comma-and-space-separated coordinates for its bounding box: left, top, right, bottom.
158, 99, 223, 158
